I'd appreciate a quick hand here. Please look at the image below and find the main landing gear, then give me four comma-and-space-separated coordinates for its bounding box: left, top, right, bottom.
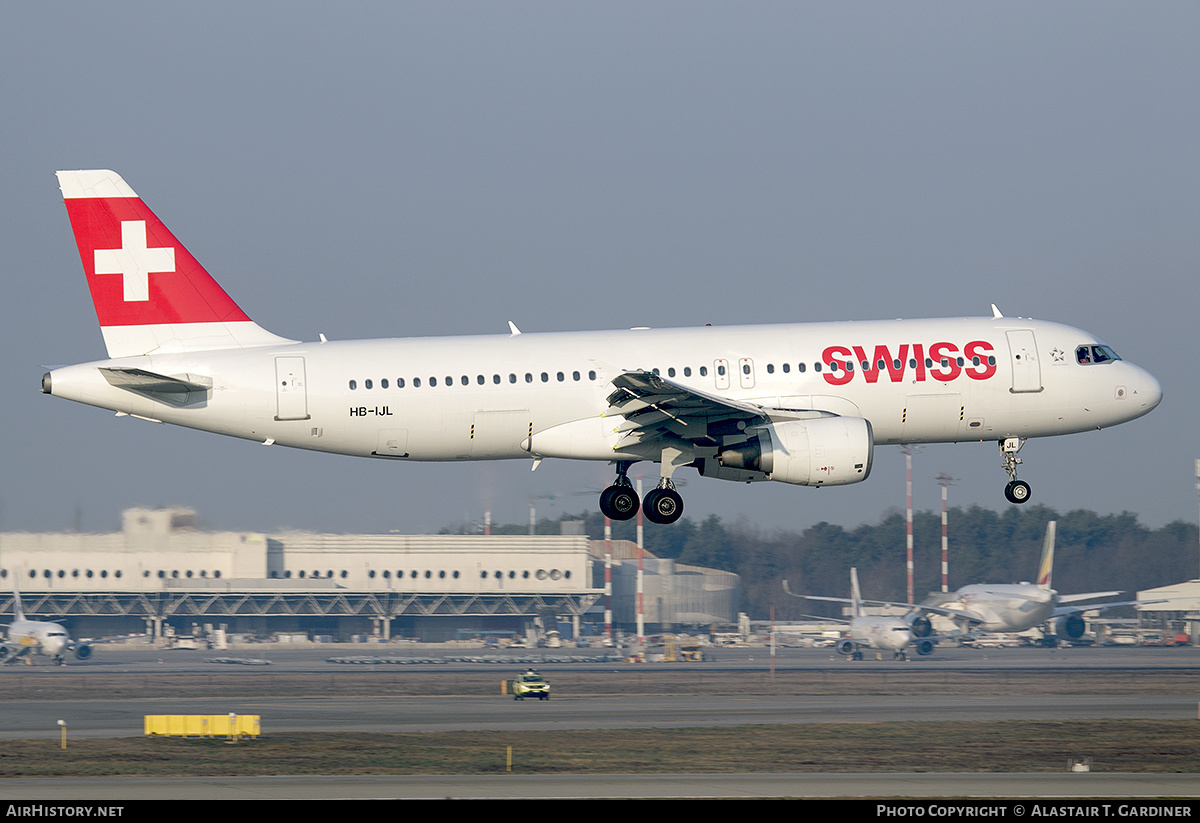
643, 480, 683, 525
1000, 437, 1031, 504
598, 461, 685, 525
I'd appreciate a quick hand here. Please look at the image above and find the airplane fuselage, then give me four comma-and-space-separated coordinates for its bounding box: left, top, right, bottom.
951, 584, 1056, 633
4, 621, 71, 659
849, 615, 916, 653
44, 316, 1161, 468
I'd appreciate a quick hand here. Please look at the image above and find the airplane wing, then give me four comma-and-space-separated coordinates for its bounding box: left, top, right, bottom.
783, 580, 978, 622
1056, 591, 1124, 604
606, 371, 830, 453
1050, 598, 1166, 619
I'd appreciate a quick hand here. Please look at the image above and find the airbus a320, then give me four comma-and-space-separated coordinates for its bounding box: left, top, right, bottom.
42, 171, 1162, 523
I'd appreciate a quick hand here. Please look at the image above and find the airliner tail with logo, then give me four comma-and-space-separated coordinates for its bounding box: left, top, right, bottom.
42, 171, 1162, 523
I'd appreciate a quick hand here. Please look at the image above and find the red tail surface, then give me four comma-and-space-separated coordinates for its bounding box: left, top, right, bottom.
57, 170, 292, 358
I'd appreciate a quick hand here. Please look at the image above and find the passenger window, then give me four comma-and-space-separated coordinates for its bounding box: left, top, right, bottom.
430, 377, 438, 387
349, 380, 357, 390
397, 378, 405, 388
414, 378, 422, 387
684, 367, 692, 377
572, 371, 580, 381
699, 366, 708, 377
381, 379, 388, 389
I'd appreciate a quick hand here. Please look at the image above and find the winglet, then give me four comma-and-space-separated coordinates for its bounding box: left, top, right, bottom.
508, 321, 522, 336
991, 304, 1004, 319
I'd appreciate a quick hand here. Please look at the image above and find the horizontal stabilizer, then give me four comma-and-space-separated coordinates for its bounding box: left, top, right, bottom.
98, 367, 212, 405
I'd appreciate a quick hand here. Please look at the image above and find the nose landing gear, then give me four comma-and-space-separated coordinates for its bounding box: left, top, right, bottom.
1000, 438, 1031, 504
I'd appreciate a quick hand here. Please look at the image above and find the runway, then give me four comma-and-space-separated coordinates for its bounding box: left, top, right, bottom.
0, 693, 1195, 738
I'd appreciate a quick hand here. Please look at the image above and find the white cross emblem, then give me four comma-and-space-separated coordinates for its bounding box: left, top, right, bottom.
93, 220, 175, 302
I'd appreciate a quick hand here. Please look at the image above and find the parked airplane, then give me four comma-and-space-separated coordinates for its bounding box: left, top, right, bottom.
918, 521, 1153, 641
0, 590, 93, 666
785, 569, 934, 660
42, 170, 1162, 523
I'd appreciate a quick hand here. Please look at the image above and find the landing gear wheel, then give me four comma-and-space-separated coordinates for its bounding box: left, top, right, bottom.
599, 485, 639, 520
642, 488, 684, 525
1004, 479, 1031, 504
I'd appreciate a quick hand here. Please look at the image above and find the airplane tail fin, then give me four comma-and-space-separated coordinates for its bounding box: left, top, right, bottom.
56, 170, 295, 359
850, 567, 864, 618
1035, 521, 1056, 589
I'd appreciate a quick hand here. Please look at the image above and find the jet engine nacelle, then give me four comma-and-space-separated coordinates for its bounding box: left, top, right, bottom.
1054, 614, 1087, 640
909, 615, 933, 638
712, 418, 873, 487
73, 643, 93, 661
914, 638, 935, 656
835, 639, 857, 656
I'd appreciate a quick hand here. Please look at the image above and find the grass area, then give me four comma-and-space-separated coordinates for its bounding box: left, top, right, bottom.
0, 721, 1195, 777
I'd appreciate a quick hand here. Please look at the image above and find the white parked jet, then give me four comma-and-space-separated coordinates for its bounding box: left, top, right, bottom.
785, 569, 934, 660
1, 590, 93, 666
919, 521, 1152, 641
41, 171, 1162, 523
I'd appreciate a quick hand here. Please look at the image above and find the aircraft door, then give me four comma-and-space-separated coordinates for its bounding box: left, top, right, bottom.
1005, 330, 1043, 393
275, 356, 310, 421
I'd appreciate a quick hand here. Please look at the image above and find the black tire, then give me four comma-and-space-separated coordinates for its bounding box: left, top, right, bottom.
643, 488, 684, 525
1005, 479, 1031, 504
599, 485, 639, 520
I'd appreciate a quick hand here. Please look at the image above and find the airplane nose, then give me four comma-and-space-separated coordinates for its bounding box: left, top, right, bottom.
1140, 370, 1163, 412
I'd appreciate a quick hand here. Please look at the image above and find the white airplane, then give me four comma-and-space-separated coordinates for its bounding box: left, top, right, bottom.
1, 590, 93, 666
785, 568, 935, 660
919, 521, 1153, 641
41, 170, 1162, 524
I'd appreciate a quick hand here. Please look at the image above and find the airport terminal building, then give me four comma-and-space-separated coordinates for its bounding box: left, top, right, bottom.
0, 508, 739, 642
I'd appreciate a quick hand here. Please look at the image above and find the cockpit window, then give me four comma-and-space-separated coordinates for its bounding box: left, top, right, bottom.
1076, 345, 1121, 365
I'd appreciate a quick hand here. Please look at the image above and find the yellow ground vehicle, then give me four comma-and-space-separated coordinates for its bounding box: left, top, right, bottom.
511, 669, 550, 700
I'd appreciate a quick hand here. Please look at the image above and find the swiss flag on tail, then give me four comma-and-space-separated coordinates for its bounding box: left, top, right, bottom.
57, 171, 291, 358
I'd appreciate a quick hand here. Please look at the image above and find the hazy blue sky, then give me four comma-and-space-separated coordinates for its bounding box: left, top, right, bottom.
2, 3, 1197, 538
